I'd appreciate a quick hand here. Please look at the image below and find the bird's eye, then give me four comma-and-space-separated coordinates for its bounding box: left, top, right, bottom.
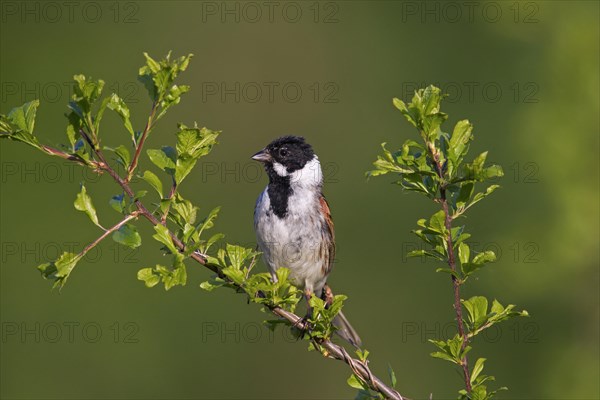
279, 148, 288, 157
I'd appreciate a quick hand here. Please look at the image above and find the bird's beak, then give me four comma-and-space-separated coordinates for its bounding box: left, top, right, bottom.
251, 149, 272, 163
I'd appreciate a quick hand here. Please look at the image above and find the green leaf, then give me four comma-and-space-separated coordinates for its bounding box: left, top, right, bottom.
429, 210, 447, 233
175, 157, 197, 184
449, 119, 473, 155
492, 299, 508, 316
147, 147, 176, 174
105, 145, 131, 168
176, 125, 216, 157
486, 299, 530, 327
484, 164, 504, 179
134, 190, 147, 201
422, 85, 443, 115
112, 224, 142, 249
199, 277, 226, 292
462, 151, 498, 182
37, 252, 82, 289
387, 364, 397, 388
137, 267, 160, 288
64, 111, 82, 150
393, 97, 418, 128
458, 242, 470, 265
74, 185, 102, 228
0, 100, 42, 149
471, 358, 486, 385
69, 75, 105, 136
109, 194, 126, 213
107, 93, 135, 139
153, 224, 178, 254
137, 256, 187, 291
7, 99, 39, 134
141, 170, 163, 197
226, 244, 255, 269
473, 251, 497, 265
205, 233, 225, 251
195, 206, 221, 238
164, 255, 187, 290
174, 125, 219, 184
462, 249, 497, 276
435, 267, 460, 279
93, 96, 110, 134
448, 335, 462, 358
456, 182, 474, 209
430, 351, 458, 364
138, 52, 193, 105
458, 184, 501, 216
448, 119, 473, 175
347, 374, 369, 390
462, 296, 489, 329
407, 249, 427, 257
72, 74, 104, 110
171, 195, 198, 226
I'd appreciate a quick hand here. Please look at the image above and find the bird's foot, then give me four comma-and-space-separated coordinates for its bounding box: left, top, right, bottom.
321, 283, 334, 308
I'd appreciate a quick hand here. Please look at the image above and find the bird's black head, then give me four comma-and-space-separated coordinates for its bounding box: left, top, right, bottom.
252, 136, 315, 173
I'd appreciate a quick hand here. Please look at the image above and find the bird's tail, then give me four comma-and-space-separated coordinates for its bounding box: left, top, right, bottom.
333, 310, 362, 348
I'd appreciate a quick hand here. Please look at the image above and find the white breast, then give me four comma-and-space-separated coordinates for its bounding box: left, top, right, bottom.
254, 156, 329, 294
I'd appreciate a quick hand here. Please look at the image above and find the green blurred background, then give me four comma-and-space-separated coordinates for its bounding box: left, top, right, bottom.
1, 1, 598, 399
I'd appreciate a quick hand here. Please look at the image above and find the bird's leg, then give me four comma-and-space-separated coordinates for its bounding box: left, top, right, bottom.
293, 288, 314, 337
304, 288, 314, 321
321, 283, 334, 308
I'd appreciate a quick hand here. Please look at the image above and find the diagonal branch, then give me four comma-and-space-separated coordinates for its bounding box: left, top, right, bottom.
78, 211, 140, 258
273, 307, 405, 400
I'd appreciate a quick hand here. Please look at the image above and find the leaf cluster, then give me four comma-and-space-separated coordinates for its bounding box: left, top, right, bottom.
0, 53, 219, 290
368, 86, 529, 399
367, 86, 503, 213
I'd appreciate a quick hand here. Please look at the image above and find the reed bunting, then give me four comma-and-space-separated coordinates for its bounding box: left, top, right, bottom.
252, 136, 361, 347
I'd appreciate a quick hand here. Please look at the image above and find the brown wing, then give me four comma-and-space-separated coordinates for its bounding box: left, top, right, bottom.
319, 195, 336, 276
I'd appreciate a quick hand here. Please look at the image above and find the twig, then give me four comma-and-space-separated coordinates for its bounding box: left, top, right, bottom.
78, 212, 139, 258
40, 145, 100, 169
427, 140, 472, 393
127, 103, 157, 182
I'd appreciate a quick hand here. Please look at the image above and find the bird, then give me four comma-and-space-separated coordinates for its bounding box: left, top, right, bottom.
252, 135, 362, 347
